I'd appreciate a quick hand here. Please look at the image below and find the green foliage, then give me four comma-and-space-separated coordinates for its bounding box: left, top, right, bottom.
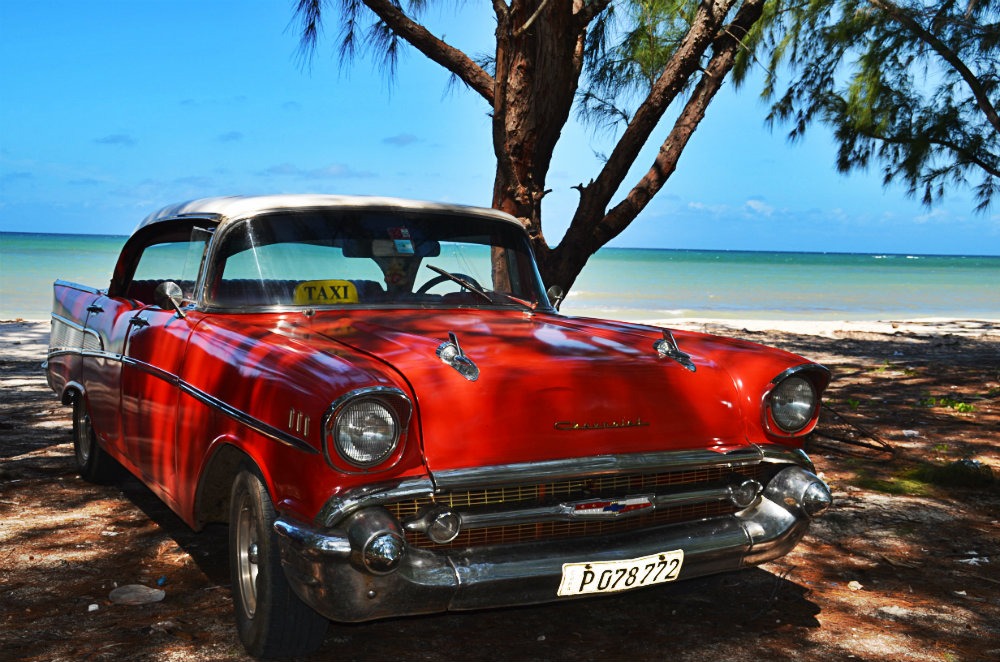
920, 395, 976, 412
855, 460, 994, 495
579, 0, 706, 129
913, 459, 995, 489
854, 469, 933, 495
761, 0, 1000, 211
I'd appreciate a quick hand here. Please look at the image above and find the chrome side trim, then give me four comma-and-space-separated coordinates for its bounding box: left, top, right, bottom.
43, 343, 319, 454
121, 354, 320, 455
431, 447, 766, 491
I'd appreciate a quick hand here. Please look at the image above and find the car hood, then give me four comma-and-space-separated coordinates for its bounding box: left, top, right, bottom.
306, 310, 804, 474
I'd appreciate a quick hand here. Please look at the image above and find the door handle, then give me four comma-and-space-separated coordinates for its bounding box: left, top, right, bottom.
128, 316, 149, 328
87, 304, 104, 313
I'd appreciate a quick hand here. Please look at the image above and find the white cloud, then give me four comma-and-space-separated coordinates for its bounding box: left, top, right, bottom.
744, 199, 774, 216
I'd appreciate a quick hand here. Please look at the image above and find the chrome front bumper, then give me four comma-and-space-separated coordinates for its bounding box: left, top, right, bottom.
274, 465, 830, 623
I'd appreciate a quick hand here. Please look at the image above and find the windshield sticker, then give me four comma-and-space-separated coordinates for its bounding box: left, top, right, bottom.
388, 227, 415, 255
293, 279, 360, 305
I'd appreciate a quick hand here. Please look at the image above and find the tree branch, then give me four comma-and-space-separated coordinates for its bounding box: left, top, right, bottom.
492, 0, 510, 23
515, 0, 554, 37
361, 0, 496, 104
853, 122, 1000, 179
594, 0, 768, 245
580, 0, 739, 212
868, 0, 1000, 133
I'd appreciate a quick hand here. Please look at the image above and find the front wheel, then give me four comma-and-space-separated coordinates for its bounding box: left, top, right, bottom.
229, 467, 328, 658
71, 393, 121, 484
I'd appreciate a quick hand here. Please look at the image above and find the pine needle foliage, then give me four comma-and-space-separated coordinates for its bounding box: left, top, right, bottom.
759, 0, 1000, 211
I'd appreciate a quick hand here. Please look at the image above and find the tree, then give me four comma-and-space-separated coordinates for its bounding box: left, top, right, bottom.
293, 0, 769, 294
759, 0, 999, 211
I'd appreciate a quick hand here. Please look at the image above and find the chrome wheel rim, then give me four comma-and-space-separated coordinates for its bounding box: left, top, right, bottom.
235, 493, 259, 617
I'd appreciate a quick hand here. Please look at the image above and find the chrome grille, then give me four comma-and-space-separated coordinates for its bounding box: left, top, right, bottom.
388, 464, 769, 549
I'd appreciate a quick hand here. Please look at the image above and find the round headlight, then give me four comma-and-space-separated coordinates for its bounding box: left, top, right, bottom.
333, 399, 399, 467
769, 376, 817, 433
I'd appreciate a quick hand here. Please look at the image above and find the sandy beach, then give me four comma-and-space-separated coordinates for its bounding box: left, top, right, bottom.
2, 316, 998, 661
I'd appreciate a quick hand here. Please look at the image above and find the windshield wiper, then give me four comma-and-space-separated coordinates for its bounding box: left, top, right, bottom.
425, 265, 493, 304
425, 264, 537, 311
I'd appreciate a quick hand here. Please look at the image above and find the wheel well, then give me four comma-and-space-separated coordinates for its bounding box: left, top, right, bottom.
194, 444, 253, 530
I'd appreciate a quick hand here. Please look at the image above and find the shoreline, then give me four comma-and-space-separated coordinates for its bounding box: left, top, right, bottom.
5, 316, 999, 338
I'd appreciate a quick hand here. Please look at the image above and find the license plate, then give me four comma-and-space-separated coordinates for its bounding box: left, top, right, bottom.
557, 550, 684, 597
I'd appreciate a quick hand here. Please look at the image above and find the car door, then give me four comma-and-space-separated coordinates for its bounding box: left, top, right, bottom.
81, 294, 141, 456
112, 225, 211, 505
120, 305, 195, 505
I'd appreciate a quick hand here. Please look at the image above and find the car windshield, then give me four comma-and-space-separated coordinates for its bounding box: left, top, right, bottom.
204, 209, 551, 311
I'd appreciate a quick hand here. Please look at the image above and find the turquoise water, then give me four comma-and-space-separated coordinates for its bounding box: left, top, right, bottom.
2, 232, 999, 321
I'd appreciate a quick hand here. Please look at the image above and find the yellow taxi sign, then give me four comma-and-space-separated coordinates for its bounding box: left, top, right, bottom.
293, 279, 359, 305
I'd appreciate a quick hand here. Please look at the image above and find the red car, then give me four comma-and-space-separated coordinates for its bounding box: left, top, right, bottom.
46, 195, 831, 658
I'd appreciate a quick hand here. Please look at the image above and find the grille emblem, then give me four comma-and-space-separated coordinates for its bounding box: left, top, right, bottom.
569, 496, 654, 518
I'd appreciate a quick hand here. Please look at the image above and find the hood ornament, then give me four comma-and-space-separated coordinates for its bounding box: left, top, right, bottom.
437, 332, 480, 381
654, 329, 696, 372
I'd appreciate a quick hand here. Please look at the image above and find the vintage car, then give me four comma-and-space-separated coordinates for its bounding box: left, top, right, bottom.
46, 195, 832, 658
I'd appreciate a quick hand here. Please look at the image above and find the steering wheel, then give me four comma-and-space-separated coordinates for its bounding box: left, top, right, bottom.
416, 272, 484, 295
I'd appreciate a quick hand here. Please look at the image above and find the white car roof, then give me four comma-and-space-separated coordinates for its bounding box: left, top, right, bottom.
136, 194, 521, 232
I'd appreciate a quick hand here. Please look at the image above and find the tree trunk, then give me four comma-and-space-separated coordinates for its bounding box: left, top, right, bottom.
490, 0, 585, 256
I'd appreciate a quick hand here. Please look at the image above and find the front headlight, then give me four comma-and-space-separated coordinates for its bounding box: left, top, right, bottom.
768, 375, 818, 434
334, 399, 399, 466
324, 387, 411, 470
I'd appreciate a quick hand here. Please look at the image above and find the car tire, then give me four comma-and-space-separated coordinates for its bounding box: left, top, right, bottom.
229, 467, 328, 658
72, 393, 121, 484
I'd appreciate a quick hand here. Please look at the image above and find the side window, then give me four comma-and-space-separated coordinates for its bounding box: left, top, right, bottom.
124, 228, 210, 304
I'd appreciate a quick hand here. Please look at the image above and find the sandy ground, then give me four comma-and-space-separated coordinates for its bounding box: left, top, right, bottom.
1, 317, 998, 661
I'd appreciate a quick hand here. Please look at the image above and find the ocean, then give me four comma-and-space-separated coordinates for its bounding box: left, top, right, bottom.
2, 231, 998, 322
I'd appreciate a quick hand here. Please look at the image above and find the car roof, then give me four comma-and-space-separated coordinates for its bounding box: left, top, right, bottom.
136, 194, 522, 233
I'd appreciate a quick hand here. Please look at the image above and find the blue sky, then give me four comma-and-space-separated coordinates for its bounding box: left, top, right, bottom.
1, 0, 997, 255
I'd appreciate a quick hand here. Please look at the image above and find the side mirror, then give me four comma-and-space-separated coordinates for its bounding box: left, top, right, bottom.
546, 285, 565, 311
154, 281, 187, 318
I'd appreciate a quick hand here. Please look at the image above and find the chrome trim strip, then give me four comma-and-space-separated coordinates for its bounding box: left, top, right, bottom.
317, 477, 436, 528
770, 363, 832, 385
53, 279, 103, 295
43, 344, 319, 454
274, 518, 351, 558
430, 447, 766, 491
758, 445, 815, 471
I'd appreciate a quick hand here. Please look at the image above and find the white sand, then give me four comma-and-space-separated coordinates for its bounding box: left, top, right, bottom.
642, 317, 1000, 338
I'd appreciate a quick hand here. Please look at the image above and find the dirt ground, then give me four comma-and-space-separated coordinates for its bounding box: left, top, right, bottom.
1, 319, 998, 662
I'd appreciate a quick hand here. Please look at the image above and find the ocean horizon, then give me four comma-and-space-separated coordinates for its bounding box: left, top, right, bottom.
2, 231, 999, 322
